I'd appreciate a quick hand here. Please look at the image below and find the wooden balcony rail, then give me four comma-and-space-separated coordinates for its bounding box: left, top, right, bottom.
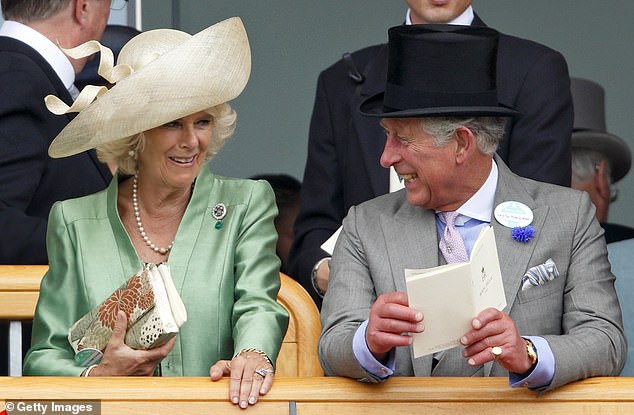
0, 265, 47, 320
2, 376, 634, 415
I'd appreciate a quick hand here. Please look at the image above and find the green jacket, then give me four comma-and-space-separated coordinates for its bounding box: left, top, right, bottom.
24, 163, 289, 376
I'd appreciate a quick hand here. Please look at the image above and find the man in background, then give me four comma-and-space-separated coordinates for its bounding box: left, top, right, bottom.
0, 0, 112, 375
571, 78, 634, 378
570, 77, 634, 244
289, 0, 573, 307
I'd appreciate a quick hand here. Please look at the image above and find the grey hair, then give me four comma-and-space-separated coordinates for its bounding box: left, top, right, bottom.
96, 103, 237, 175
2, 0, 71, 21
417, 117, 507, 156
571, 147, 612, 184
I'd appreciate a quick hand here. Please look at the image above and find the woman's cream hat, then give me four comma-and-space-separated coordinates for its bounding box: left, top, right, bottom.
47, 17, 251, 158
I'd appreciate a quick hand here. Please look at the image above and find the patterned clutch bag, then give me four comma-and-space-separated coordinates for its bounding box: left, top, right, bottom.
68, 263, 187, 366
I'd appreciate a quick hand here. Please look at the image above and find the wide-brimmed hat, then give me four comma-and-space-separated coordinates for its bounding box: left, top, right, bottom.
571, 77, 631, 182
47, 17, 251, 158
360, 24, 519, 118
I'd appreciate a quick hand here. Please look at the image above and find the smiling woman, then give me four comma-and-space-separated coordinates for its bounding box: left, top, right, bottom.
22, 17, 289, 410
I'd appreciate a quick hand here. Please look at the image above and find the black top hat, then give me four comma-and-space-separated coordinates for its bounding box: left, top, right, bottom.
570, 77, 631, 183
360, 24, 519, 118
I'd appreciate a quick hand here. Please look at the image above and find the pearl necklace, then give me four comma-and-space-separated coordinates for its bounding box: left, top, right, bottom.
132, 174, 174, 255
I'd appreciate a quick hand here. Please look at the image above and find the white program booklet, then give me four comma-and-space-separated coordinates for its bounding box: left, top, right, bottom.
405, 226, 506, 358
320, 226, 342, 255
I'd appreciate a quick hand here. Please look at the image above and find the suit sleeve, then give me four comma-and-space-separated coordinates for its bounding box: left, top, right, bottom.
318, 205, 381, 381
231, 180, 289, 366
288, 70, 347, 307
542, 192, 626, 389
503, 49, 573, 187
23, 201, 88, 376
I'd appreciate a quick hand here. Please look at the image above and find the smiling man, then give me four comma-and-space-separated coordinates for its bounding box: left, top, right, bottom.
289, 0, 573, 308
318, 24, 624, 392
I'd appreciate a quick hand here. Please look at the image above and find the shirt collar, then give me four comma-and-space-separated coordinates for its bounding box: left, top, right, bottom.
456, 159, 498, 223
405, 5, 474, 26
0, 20, 76, 90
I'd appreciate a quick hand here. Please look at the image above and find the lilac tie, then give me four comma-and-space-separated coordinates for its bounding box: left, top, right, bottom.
438, 211, 469, 263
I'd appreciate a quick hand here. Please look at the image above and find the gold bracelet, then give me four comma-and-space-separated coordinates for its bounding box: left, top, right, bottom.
82, 364, 98, 377
235, 348, 272, 367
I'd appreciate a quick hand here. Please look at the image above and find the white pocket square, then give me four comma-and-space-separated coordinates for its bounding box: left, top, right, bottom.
521, 258, 559, 291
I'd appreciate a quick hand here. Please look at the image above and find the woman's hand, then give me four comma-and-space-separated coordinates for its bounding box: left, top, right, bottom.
86, 310, 175, 376
209, 349, 274, 409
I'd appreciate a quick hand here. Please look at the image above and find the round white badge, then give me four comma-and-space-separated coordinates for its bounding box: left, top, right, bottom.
494, 201, 533, 228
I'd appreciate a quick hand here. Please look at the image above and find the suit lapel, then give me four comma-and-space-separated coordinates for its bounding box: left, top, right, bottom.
166, 164, 214, 295
105, 176, 144, 286
492, 160, 545, 312
484, 160, 546, 376
381, 193, 439, 293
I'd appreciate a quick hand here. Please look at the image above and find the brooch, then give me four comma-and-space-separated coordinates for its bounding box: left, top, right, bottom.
212, 203, 227, 229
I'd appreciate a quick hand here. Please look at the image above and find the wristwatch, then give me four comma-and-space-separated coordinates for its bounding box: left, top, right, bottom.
525, 339, 538, 366
311, 257, 330, 297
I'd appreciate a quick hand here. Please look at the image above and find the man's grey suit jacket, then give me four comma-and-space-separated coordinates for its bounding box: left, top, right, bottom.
319, 158, 625, 391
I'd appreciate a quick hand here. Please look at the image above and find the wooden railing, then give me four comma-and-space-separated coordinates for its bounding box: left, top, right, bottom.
0, 265, 48, 376
2, 376, 634, 414
0, 265, 47, 320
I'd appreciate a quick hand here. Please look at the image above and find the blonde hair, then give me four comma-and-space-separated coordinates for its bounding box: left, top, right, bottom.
96, 103, 237, 175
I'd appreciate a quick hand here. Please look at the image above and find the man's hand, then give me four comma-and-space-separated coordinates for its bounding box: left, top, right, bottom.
366, 291, 424, 362
460, 307, 533, 374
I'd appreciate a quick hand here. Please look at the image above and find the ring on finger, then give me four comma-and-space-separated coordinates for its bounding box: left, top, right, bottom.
491, 346, 503, 359
255, 367, 274, 377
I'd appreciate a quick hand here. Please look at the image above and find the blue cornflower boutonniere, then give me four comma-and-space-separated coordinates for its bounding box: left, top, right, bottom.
512, 225, 535, 243
494, 201, 535, 243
